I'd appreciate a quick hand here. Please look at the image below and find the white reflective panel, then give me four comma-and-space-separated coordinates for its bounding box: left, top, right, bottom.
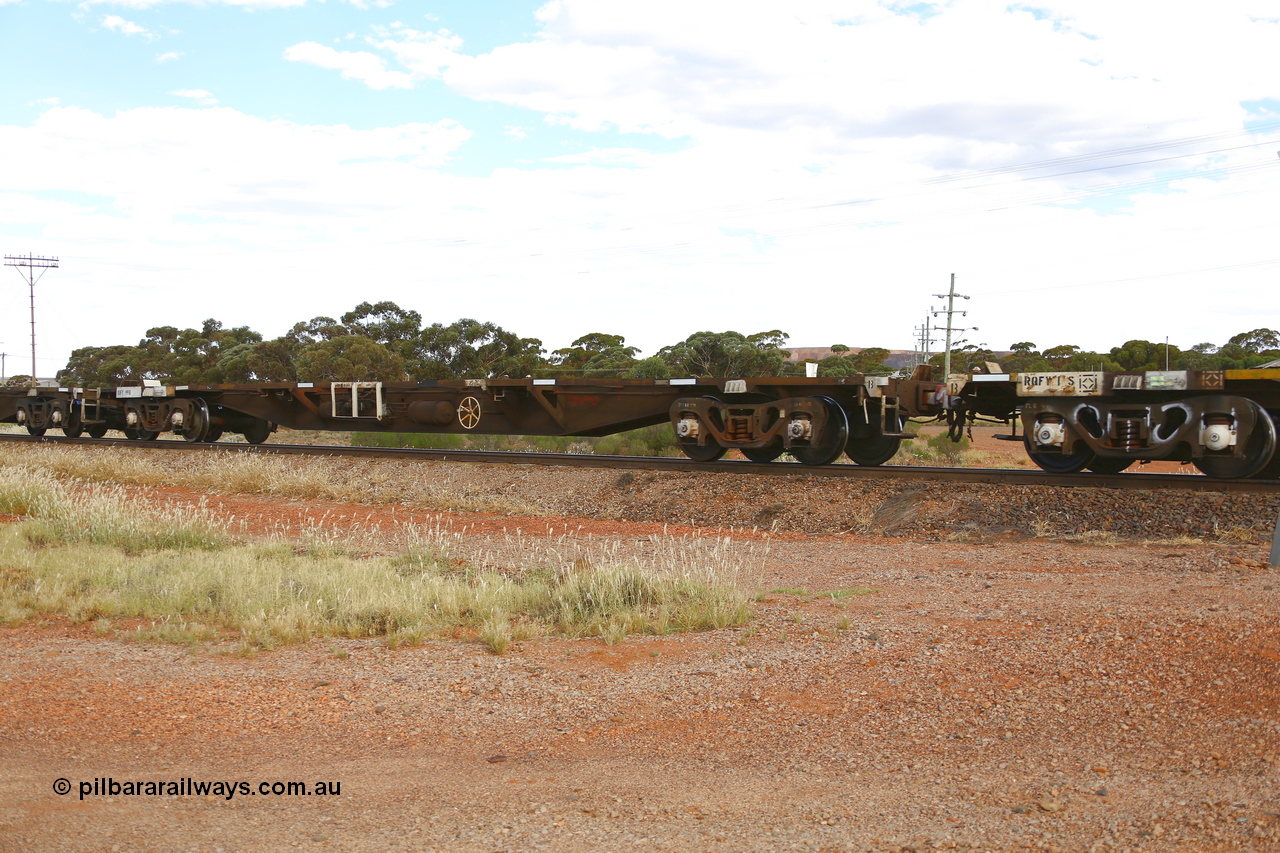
671, 378, 697, 385
533, 379, 556, 385
970, 374, 1010, 382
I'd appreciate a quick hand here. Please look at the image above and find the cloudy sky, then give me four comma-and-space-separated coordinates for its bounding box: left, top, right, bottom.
1, 0, 1278, 378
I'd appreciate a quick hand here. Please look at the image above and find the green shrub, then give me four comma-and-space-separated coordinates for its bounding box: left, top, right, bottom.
351, 424, 680, 457
350, 432, 465, 450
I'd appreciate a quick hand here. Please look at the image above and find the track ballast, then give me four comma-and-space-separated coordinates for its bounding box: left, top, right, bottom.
3, 433, 1277, 495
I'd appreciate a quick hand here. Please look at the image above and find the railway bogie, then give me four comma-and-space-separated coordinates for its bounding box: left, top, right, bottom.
4, 384, 276, 445
952, 367, 1280, 480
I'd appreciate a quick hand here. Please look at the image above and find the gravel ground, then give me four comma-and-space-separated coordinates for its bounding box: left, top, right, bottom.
1, 453, 1278, 852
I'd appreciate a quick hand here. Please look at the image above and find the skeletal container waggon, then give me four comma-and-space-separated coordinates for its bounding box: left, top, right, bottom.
0, 373, 938, 468
4, 365, 1276, 479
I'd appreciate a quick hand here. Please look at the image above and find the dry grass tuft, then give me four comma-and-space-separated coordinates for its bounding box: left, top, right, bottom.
0, 465, 757, 651
0, 464, 228, 553
0, 444, 532, 516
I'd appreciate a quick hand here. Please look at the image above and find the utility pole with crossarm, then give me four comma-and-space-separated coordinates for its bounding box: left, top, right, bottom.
932, 273, 977, 379
4, 254, 59, 386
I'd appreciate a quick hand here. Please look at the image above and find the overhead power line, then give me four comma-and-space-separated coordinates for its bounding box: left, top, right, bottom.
976, 258, 1280, 296
5, 254, 59, 384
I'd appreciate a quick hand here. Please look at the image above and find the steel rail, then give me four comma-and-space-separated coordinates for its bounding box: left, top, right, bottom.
3, 433, 1279, 494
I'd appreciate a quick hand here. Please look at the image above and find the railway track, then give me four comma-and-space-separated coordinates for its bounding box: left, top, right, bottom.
4, 433, 1279, 494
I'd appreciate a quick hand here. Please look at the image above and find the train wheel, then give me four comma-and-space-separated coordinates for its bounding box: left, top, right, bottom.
1086, 457, 1133, 474
181, 399, 210, 443
675, 397, 725, 461
1252, 453, 1280, 480
203, 428, 223, 443
86, 425, 109, 439
1024, 436, 1094, 474
243, 419, 273, 445
792, 397, 849, 466
742, 440, 778, 461
681, 439, 726, 462
25, 426, 47, 436
1252, 413, 1280, 479
741, 441, 785, 463
1251, 457, 1280, 480
136, 430, 160, 441
59, 404, 84, 438
1193, 401, 1276, 479
845, 415, 903, 467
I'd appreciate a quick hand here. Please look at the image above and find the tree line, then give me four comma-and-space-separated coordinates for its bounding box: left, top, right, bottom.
950, 329, 1280, 374
18, 299, 1279, 386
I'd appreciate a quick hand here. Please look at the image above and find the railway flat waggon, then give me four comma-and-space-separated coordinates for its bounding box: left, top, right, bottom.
5, 365, 1276, 479
0, 373, 938, 468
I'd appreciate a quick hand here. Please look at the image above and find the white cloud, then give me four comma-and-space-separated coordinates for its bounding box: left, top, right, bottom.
155, 51, 183, 63
0, 193, 98, 227
169, 89, 219, 105
0, 105, 479, 360
4, 1, 1280, 369
76, 0, 378, 8
368, 26, 466, 80
331, 0, 1277, 165
4, 99, 1277, 370
2, 105, 471, 204
101, 14, 153, 39
283, 42, 414, 90
0, 106, 474, 261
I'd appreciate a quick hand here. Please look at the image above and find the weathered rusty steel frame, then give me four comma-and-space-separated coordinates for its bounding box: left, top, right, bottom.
1, 376, 940, 443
